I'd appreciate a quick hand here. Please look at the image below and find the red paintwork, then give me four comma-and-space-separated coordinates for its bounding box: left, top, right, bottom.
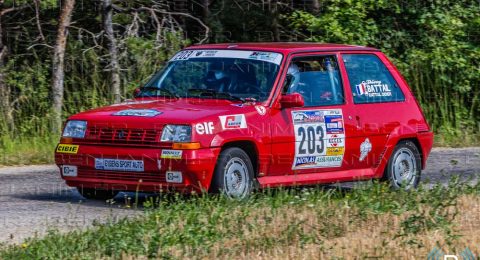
55, 43, 433, 193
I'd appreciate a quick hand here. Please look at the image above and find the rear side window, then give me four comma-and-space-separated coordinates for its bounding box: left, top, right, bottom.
343, 54, 404, 104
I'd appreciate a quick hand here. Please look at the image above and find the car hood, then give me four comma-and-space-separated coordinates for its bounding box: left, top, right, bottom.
69, 98, 256, 126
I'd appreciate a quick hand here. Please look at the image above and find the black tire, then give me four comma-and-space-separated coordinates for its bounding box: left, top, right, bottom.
211, 147, 255, 199
77, 187, 119, 200
383, 140, 421, 190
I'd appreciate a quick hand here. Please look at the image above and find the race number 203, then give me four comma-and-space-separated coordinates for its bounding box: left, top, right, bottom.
291, 109, 345, 169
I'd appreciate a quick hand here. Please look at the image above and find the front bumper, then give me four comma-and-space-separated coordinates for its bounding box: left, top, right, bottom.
55, 144, 220, 193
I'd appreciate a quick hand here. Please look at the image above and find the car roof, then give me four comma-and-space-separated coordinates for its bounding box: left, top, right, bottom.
185, 42, 379, 54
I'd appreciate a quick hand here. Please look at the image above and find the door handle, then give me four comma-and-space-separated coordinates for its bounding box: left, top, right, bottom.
355, 115, 362, 130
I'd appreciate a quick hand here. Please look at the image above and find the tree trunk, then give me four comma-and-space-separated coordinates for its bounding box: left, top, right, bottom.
51, 0, 75, 133
103, 0, 121, 103
312, 0, 320, 14
269, 0, 280, 42
201, 0, 210, 42
0, 1, 13, 132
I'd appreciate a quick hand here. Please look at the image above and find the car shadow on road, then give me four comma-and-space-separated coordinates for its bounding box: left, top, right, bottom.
9, 189, 157, 210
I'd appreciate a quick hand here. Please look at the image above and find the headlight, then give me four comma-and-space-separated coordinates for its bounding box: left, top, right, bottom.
161, 125, 191, 142
62, 120, 87, 138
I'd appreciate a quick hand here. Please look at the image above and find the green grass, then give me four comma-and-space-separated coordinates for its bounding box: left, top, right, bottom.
1, 180, 478, 259
0, 135, 57, 166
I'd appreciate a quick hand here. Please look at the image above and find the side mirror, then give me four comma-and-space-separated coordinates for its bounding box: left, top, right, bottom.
280, 93, 304, 108
133, 87, 141, 98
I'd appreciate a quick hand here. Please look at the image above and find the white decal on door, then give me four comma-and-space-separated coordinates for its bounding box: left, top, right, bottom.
359, 138, 372, 162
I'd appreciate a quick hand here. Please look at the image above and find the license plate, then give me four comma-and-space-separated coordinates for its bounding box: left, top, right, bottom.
62, 165, 77, 177
95, 158, 144, 172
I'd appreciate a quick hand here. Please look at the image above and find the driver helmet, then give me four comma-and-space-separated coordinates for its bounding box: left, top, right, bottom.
204, 64, 229, 91
286, 63, 301, 92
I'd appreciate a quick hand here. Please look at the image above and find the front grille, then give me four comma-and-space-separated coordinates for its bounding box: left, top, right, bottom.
82, 127, 162, 145
79, 168, 166, 183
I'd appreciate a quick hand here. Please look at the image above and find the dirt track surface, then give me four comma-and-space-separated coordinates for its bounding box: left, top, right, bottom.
0, 147, 479, 244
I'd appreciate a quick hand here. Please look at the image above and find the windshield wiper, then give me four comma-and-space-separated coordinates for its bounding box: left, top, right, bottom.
188, 88, 245, 102
140, 86, 180, 98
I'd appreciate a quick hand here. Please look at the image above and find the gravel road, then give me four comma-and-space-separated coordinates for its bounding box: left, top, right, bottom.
0, 147, 479, 244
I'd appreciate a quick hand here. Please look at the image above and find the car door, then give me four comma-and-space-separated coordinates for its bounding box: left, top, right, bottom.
269, 52, 358, 175
340, 52, 407, 169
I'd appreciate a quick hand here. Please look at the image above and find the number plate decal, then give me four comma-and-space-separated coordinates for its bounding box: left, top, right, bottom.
95, 159, 144, 172
291, 109, 345, 169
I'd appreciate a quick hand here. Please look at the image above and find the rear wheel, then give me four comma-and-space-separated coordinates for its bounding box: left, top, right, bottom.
76, 187, 119, 200
384, 140, 421, 190
211, 147, 254, 199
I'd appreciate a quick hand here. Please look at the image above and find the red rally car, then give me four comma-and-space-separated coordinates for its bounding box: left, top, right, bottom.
55, 43, 434, 199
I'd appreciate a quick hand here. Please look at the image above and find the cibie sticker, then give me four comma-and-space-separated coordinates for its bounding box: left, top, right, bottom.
359, 138, 372, 162
291, 109, 345, 169
161, 150, 183, 159
255, 105, 266, 116
56, 144, 79, 154
219, 114, 247, 130
356, 80, 392, 97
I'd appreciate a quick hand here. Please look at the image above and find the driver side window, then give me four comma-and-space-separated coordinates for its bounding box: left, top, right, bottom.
285, 55, 344, 107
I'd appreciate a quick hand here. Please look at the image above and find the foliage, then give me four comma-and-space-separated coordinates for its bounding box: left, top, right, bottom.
285, 0, 480, 144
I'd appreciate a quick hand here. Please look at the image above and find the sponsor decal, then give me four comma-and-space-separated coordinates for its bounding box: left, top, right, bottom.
166, 171, 183, 183
61, 165, 77, 177
194, 50, 218, 57
113, 109, 161, 117
161, 149, 183, 159
292, 111, 324, 124
324, 115, 344, 134
327, 134, 345, 147
170, 50, 195, 61
95, 158, 144, 172
291, 109, 345, 169
248, 51, 280, 62
356, 80, 392, 97
219, 114, 247, 130
195, 122, 215, 135
255, 105, 266, 116
294, 156, 317, 167
359, 138, 372, 162
56, 144, 79, 154
316, 156, 342, 165
169, 50, 283, 65
326, 147, 345, 156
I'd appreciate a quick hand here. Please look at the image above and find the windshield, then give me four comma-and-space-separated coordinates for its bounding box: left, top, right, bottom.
138, 50, 282, 102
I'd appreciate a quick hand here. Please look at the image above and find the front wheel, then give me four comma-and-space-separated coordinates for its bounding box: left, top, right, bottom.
211, 147, 255, 199
384, 140, 421, 190
77, 187, 119, 200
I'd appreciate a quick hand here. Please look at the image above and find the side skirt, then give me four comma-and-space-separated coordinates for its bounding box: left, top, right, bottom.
258, 168, 377, 188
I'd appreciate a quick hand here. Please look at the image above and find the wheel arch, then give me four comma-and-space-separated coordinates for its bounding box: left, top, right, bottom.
377, 135, 425, 179
220, 140, 259, 176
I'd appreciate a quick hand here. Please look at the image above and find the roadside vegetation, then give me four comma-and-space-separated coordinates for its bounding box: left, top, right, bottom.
1, 179, 478, 259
